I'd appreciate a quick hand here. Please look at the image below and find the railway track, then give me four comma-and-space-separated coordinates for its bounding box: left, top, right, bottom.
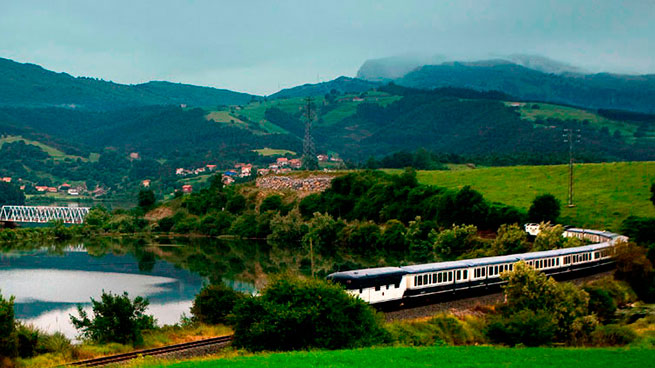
67, 335, 233, 367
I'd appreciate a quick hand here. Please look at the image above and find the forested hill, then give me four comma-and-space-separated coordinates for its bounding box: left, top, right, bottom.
0, 57, 256, 110
269, 76, 379, 99
395, 61, 655, 114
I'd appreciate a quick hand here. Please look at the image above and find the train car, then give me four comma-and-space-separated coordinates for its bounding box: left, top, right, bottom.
328, 228, 623, 306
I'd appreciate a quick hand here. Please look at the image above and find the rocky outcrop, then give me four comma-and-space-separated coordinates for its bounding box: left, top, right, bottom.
256, 175, 333, 192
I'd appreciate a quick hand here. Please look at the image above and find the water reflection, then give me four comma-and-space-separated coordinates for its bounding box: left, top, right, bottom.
0, 236, 366, 339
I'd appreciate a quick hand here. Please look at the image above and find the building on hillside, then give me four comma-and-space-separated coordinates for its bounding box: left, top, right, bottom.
289, 159, 302, 169
317, 154, 329, 162
182, 184, 193, 193
240, 164, 252, 177
35, 186, 48, 192
222, 175, 235, 185
257, 168, 271, 176
67, 189, 79, 196
206, 164, 217, 171
47, 187, 57, 193
142, 179, 151, 187
276, 157, 288, 166
59, 183, 71, 191
92, 187, 107, 197
19, 185, 25, 191
129, 152, 140, 160
234, 163, 245, 169
1, 177, 11, 183
175, 168, 185, 175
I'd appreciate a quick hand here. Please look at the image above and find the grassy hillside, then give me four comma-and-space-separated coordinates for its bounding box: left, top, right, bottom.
410, 162, 655, 231
137, 346, 654, 368
253, 148, 296, 156
509, 102, 654, 143
0, 135, 88, 161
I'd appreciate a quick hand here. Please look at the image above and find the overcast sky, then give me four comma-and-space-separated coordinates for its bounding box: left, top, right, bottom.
1, 0, 653, 95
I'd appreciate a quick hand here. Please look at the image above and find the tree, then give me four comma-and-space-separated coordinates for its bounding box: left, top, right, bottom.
70, 291, 155, 346
191, 284, 242, 325
486, 261, 590, 345
0, 290, 17, 360
433, 224, 478, 260
528, 194, 560, 223
137, 189, 156, 209
492, 223, 529, 255
0, 181, 25, 206
532, 223, 565, 251
231, 275, 387, 351
260, 195, 284, 213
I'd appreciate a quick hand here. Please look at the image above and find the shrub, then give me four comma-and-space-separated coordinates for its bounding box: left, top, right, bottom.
528, 194, 560, 223
231, 275, 387, 351
157, 216, 175, 232
532, 223, 565, 251
591, 324, 637, 346
69, 291, 156, 346
492, 223, 529, 255
191, 284, 242, 325
0, 291, 17, 359
432, 224, 478, 260
260, 195, 284, 213
485, 309, 558, 347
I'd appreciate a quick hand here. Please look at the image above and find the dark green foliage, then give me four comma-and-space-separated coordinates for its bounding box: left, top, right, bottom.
584, 287, 617, 323
338, 221, 381, 255
230, 212, 259, 238
85, 206, 111, 229
299, 193, 323, 219
231, 276, 387, 351
380, 220, 408, 253
198, 212, 233, 236
191, 284, 242, 325
226, 194, 247, 214
650, 182, 655, 207
0, 181, 25, 206
0, 291, 17, 359
16, 324, 39, 358
621, 216, 655, 245
69, 291, 155, 346
528, 194, 561, 223
613, 242, 655, 303
157, 216, 175, 232
591, 324, 637, 346
137, 189, 156, 209
485, 309, 558, 347
260, 195, 284, 213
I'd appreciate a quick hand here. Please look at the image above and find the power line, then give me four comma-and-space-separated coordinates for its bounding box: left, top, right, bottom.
563, 128, 581, 207
302, 96, 319, 170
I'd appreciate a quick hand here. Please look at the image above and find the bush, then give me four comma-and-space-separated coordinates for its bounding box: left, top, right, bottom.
432, 224, 478, 260
260, 195, 284, 213
69, 291, 156, 346
157, 216, 175, 232
191, 284, 242, 325
591, 324, 637, 346
231, 275, 387, 351
528, 194, 560, 223
16, 324, 39, 358
485, 309, 558, 346
492, 223, 529, 255
0, 291, 17, 359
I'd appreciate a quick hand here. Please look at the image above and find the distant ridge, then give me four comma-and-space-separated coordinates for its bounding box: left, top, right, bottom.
0, 57, 257, 110
269, 76, 379, 99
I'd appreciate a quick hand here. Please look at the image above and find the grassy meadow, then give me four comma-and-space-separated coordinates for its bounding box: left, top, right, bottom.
253, 147, 296, 156
409, 161, 655, 231
133, 346, 655, 368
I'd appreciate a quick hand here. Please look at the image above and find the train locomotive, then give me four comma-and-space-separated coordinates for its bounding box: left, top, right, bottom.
327, 228, 627, 306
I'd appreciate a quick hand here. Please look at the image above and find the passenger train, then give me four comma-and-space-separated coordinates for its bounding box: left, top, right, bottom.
327, 228, 627, 306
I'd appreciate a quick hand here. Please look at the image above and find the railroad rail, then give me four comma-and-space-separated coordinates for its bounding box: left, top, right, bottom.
67, 335, 233, 367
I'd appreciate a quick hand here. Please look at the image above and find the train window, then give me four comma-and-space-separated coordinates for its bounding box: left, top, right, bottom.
386, 285, 390, 290
359, 289, 362, 294
456, 270, 461, 280
509, 264, 513, 271
448, 272, 453, 282
481, 267, 486, 277
438, 273, 442, 283
495, 265, 499, 274
433, 273, 437, 283
488, 266, 493, 275
429, 274, 432, 284
423, 274, 428, 284
556, 258, 560, 266
463, 270, 468, 279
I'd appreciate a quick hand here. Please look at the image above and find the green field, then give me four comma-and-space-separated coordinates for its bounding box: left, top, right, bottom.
410, 162, 655, 231
508, 102, 655, 143
0, 135, 87, 161
136, 346, 654, 368
253, 148, 296, 156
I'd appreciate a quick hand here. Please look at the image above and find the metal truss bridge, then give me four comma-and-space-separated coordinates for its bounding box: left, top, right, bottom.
0, 205, 90, 224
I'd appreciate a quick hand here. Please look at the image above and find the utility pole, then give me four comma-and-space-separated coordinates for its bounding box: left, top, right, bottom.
563, 128, 581, 207
302, 96, 319, 170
